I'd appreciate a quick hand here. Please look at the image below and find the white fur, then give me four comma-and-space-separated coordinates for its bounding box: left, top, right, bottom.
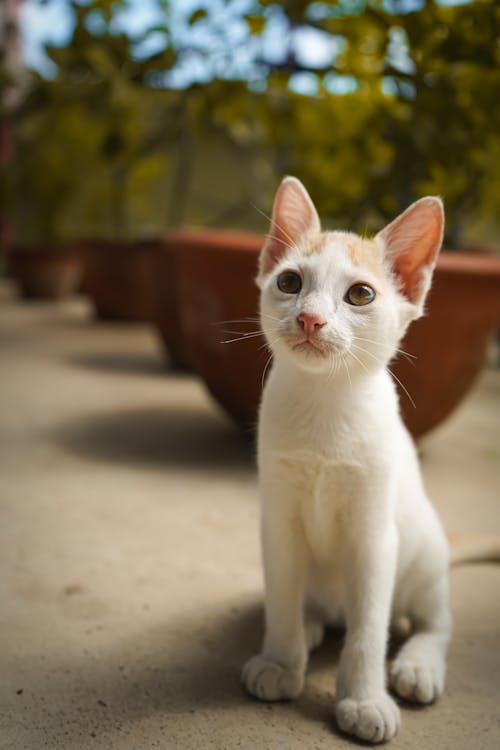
242, 182, 450, 743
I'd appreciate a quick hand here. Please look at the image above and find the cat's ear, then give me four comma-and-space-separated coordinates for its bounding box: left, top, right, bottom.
377, 196, 444, 314
259, 176, 320, 279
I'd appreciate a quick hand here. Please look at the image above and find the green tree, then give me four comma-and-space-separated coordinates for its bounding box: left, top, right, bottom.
180, 0, 500, 244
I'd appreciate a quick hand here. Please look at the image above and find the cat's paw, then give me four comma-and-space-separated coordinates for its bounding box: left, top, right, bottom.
335, 694, 400, 743
242, 654, 304, 701
390, 658, 444, 704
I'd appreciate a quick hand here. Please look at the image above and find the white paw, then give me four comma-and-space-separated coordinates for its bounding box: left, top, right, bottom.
390, 658, 444, 704
242, 654, 304, 701
335, 694, 400, 743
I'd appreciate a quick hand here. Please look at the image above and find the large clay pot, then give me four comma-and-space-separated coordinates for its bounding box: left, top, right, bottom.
393, 252, 500, 436
155, 233, 195, 369
167, 229, 500, 438
82, 239, 159, 321
157, 229, 265, 404
8, 244, 83, 299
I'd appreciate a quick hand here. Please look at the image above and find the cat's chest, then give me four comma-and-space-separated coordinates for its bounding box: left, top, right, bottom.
274, 451, 367, 564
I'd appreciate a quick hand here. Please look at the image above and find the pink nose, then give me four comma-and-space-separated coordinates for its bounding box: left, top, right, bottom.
297, 312, 326, 338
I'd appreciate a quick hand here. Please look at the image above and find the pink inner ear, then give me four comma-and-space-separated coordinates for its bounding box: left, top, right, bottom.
261, 177, 320, 275
379, 197, 444, 304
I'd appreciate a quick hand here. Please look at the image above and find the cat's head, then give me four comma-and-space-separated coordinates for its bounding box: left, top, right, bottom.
258, 176, 444, 376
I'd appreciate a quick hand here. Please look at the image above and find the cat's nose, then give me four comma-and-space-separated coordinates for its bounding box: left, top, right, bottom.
297, 312, 326, 337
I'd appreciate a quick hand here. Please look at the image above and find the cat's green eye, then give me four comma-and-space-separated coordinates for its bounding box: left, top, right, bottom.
345, 283, 376, 306
277, 270, 302, 295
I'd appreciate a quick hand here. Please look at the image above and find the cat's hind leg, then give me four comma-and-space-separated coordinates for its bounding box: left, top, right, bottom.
390, 567, 451, 704
305, 611, 325, 652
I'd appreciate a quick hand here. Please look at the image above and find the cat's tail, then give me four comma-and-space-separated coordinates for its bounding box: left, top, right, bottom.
449, 533, 500, 566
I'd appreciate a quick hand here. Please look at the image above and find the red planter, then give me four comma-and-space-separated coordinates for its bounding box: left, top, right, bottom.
156, 228, 265, 390
155, 234, 194, 368
393, 252, 500, 436
159, 229, 500, 438
8, 245, 83, 299
82, 239, 159, 321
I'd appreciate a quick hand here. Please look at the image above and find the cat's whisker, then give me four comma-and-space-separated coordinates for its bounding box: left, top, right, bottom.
251, 203, 299, 248
327, 352, 339, 381
221, 328, 262, 336
220, 332, 265, 345
394, 349, 417, 365
258, 335, 281, 353
214, 317, 262, 327
353, 338, 416, 406
261, 353, 274, 391
261, 313, 282, 323
263, 233, 298, 252
351, 343, 384, 365
388, 367, 416, 409
348, 349, 370, 375
340, 353, 353, 394
353, 335, 417, 364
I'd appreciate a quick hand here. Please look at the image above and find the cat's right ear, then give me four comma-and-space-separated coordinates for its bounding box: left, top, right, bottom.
258, 176, 320, 281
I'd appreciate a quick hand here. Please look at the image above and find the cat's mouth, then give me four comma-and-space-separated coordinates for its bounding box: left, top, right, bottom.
291, 339, 329, 357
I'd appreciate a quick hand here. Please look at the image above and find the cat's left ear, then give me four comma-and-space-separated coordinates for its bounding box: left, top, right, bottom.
376, 196, 444, 315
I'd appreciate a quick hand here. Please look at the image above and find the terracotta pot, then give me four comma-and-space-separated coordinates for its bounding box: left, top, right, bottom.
155, 234, 194, 369
82, 239, 159, 321
172, 231, 500, 437
393, 252, 500, 436
160, 229, 266, 409
8, 245, 83, 299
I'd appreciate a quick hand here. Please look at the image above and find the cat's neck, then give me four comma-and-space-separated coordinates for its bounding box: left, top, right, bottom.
270, 355, 392, 406
263, 358, 400, 443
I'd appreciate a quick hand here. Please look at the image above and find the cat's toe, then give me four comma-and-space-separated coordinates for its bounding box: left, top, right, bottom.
390, 659, 444, 704
335, 694, 400, 743
242, 654, 304, 701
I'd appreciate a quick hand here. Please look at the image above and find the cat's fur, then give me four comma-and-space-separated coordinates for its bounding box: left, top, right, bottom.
242, 177, 452, 743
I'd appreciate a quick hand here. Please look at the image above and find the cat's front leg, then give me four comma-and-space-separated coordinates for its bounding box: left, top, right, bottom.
335, 521, 400, 743
242, 482, 308, 701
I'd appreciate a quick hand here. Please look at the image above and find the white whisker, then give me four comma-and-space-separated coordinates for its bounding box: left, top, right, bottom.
351, 343, 383, 365
251, 203, 298, 248
220, 332, 265, 344
261, 353, 274, 391
220, 328, 261, 336
349, 349, 370, 374
341, 354, 353, 394
352, 335, 416, 364
388, 368, 416, 409
214, 317, 261, 327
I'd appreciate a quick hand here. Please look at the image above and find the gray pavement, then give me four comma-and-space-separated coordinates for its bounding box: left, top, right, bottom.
0, 281, 499, 750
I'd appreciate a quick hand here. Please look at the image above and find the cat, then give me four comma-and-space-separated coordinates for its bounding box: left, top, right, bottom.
242, 176, 466, 743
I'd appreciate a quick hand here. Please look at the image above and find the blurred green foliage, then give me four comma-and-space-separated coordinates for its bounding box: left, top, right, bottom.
3, 0, 500, 246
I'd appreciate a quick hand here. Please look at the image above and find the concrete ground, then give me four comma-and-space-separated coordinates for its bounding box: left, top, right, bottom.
0, 280, 499, 750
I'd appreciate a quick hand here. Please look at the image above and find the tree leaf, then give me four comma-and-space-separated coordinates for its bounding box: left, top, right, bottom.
245, 15, 266, 35
188, 9, 207, 25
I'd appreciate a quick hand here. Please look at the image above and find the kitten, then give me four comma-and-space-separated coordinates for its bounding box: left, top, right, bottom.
242, 176, 452, 743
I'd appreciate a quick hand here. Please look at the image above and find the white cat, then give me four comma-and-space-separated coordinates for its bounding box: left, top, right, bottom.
242, 176, 453, 743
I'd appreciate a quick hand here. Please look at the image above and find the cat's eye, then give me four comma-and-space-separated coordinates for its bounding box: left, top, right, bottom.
277, 270, 302, 295
345, 283, 376, 306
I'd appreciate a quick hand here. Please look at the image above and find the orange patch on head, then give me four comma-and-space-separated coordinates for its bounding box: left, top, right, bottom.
298, 230, 388, 285
300, 232, 328, 257
340, 232, 387, 281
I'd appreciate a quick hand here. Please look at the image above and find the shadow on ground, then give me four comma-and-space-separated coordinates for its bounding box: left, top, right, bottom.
68, 351, 169, 378
10, 599, 345, 749
52, 405, 255, 472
